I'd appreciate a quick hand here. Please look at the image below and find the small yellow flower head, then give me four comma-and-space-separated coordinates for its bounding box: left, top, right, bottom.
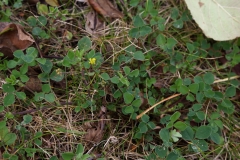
89, 58, 96, 65
56, 68, 62, 75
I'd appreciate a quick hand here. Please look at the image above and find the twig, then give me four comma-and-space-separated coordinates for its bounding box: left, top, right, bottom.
136, 93, 181, 119
213, 75, 240, 84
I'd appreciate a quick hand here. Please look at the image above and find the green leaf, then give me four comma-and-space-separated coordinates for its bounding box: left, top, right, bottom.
184, 0, 240, 41
192, 104, 202, 111
78, 36, 92, 51
38, 72, 49, 82
50, 69, 64, 82
204, 90, 215, 98
38, 16, 47, 26
20, 63, 28, 74
210, 132, 221, 144
218, 99, 234, 114
44, 93, 55, 103
129, 69, 139, 77
123, 66, 131, 75
100, 73, 110, 80
7, 60, 17, 69
170, 111, 181, 123
166, 152, 178, 160
40, 59, 53, 73
186, 43, 195, 53
170, 7, 179, 20
155, 146, 167, 158
0, 106, 4, 112
133, 51, 145, 61
170, 129, 182, 142
178, 85, 189, 95
42, 84, 51, 93
192, 139, 209, 151
225, 86, 236, 97
203, 72, 215, 84
119, 77, 130, 86
132, 99, 142, 107
196, 111, 205, 121
189, 83, 199, 94
110, 76, 119, 84
159, 128, 170, 142
20, 75, 29, 82
27, 16, 37, 27
214, 119, 223, 129
214, 91, 224, 101
16, 92, 26, 100
147, 121, 156, 129
11, 70, 20, 78
166, 38, 177, 49
37, 3, 49, 15
61, 152, 75, 160
194, 75, 203, 83
195, 126, 211, 139
157, 18, 165, 31
4, 93, 15, 106
13, 50, 24, 58
123, 92, 134, 104
2, 84, 15, 93
124, 106, 134, 114
32, 27, 43, 36
23, 114, 33, 124
166, 121, 174, 129
129, 0, 139, 7
113, 90, 122, 98
3, 133, 17, 145
129, 26, 152, 38
138, 122, 148, 133
133, 15, 146, 27
156, 34, 166, 46
196, 92, 204, 103
75, 144, 84, 159
181, 127, 194, 141
36, 58, 46, 65
186, 93, 195, 102
210, 112, 220, 119
49, 156, 58, 160
141, 114, 149, 123
0, 121, 6, 129
173, 19, 183, 29
174, 121, 187, 131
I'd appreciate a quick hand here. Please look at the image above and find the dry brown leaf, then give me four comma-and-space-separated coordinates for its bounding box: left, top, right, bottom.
24, 76, 42, 92
84, 106, 106, 144
88, 0, 123, 18
0, 23, 34, 58
84, 128, 104, 144
85, 11, 106, 37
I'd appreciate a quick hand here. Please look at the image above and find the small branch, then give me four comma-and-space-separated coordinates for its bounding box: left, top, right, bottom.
136, 93, 181, 120
213, 75, 240, 84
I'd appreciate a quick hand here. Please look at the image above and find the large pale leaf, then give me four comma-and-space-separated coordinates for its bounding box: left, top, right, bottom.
184, 0, 240, 41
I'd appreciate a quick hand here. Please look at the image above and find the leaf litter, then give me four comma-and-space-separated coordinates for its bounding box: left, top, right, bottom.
0, 23, 34, 58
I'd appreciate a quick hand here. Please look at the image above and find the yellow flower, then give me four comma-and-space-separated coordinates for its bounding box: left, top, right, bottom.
56, 68, 62, 75
89, 58, 96, 65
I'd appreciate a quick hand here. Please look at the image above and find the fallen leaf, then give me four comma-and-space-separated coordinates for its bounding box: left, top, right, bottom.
84, 106, 106, 144
24, 76, 42, 92
0, 23, 34, 58
85, 11, 106, 37
84, 128, 103, 144
88, 0, 123, 18
184, 0, 240, 41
